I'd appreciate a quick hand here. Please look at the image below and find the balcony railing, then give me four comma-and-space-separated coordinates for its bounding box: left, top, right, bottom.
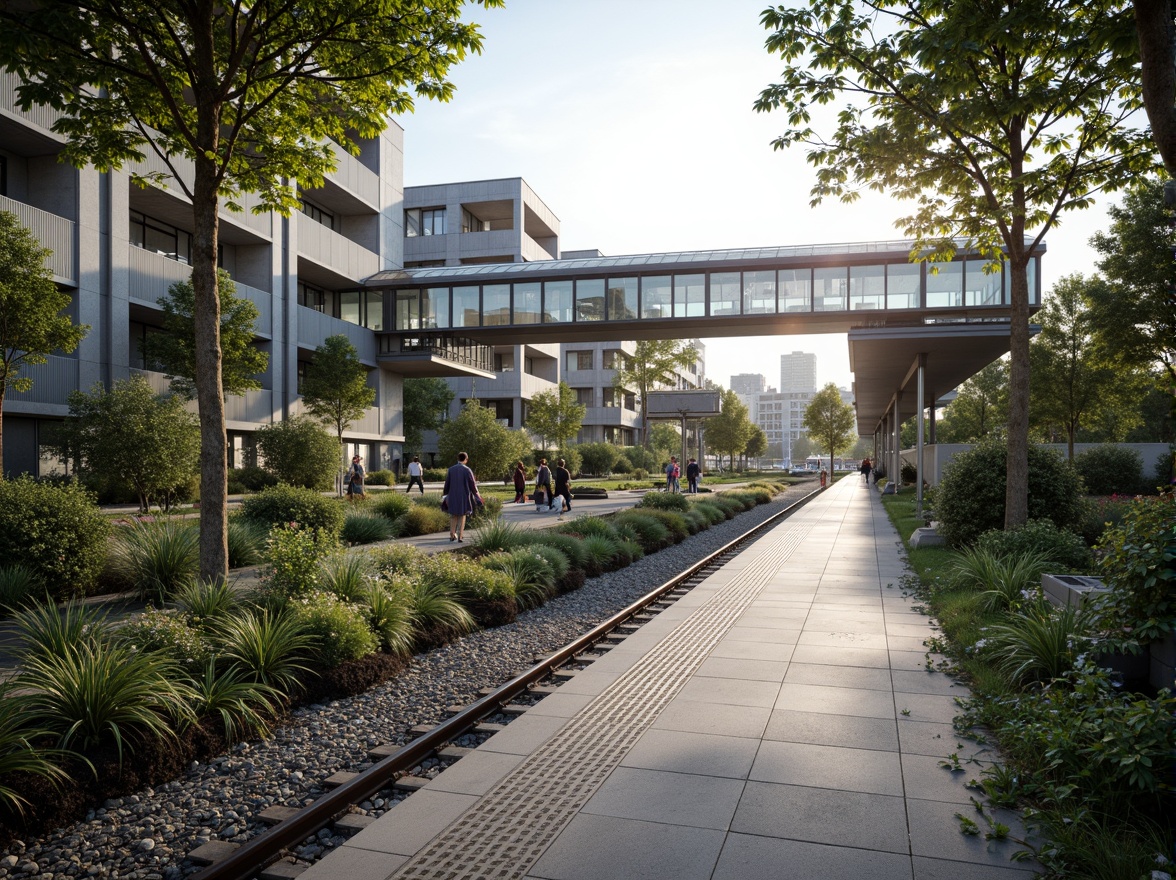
296, 305, 376, 361
0, 70, 66, 134
8, 354, 78, 407
296, 215, 379, 281
379, 333, 494, 373
0, 195, 75, 284
324, 142, 380, 207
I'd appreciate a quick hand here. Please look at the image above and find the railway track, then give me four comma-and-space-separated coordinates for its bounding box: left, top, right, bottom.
191, 486, 822, 880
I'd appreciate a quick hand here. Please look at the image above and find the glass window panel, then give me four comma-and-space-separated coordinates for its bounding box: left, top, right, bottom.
642, 275, 671, 319
674, 273, 705, 317
964, 258, 1002, 306
849, 265, 884, 310
423, 287, 449, 328
779, 269, 811, 312
743, 270, 776, 314
340, 290, 361, 325
575, 278, 606, 321
1004, 259, 1037, 305
886, 263, 920, 309
544, 279, 573, 323
364, 291, 383, 331
394, 289, 420, 331
452, 285, 480, 328
813, 267, 847, 311
926, 261, 963, 308
607, 277, 638, 320
513, 281, 541, 324
483, 283, 510, 326
710, 272, 740, 315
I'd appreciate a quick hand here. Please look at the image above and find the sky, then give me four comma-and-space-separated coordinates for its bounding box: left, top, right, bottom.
398, 0, 1117, 391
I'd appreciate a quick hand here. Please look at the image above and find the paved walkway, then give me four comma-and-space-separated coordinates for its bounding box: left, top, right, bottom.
300, 476, 1035, 880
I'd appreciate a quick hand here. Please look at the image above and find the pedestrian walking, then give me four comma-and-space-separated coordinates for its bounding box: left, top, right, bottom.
512, 461, 527, 504
553, 458, 572, 520
442, 451, 479, 542
860, 457, 872, 484
665, 456, 681, 493
405, 455, 425, 494
535, 458, 554, 512
686, 457, 701, 494
346, 455, 366, 502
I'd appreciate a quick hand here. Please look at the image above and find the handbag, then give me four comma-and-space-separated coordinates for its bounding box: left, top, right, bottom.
440, 494, 449, 513
473, 493, 484, 510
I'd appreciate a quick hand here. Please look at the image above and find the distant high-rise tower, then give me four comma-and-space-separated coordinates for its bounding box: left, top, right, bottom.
730, 373, 766, 395
780, 351, 817, 394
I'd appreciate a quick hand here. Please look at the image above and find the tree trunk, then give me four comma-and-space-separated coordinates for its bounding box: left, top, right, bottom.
1134, 0, 1176, 175
0, 392, 6, 476
1004, 258, 1032, 529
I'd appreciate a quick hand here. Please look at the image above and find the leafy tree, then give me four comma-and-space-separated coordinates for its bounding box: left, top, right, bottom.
789, 434, 815, 463
300, 334, 376, 492
611, 340, 698, 447
402, 377, 454, 455
140, 269, 267, 400
706, 389, 754, 470
744, 424, 769, 467
803, 383, 857, 472
1030, 275, 1135, 458
647, 423, 683, 461
526, 381, 585, 451
0, 1, 497, 580
756, 0, 1152, 529
0, 211, 88, 474
577, 441, 620, 476
254, 416, 339, 490
438, 400, 531, 482
56, 376, 199, 512
939, 360, 1009, 443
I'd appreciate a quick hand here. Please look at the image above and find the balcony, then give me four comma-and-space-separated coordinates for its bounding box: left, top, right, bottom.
296, 215, 379, 284
7, 354, 78, 409
297, 305, 376, 362
378, 332, 495, 378
322, 142, 380, 209
0, 195, 75, 284
0, 70, 66, 137
133, 368, 275, 426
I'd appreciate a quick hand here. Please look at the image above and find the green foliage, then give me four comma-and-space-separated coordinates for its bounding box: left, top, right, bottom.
11, 599, 110, 664
188, 660, 282, 744
109, 519, 200, 602
610, 339, 698, 447
20, 640, 194, 763
406, 579, 476, 642
949, 547, 1052, 613
361, 581, 414, 656
693, 501, 729, 524
620, 445, 660, 473
980, 605, 1086, 686
397, 504, 451, 537
226, 518, 268, 568
213, 608, 315, 696
229, 465, 279, 492
300, 335, 376, 445
0, 681, 75, 818
466, 493, 504, 527
470, 520, 529, 554
646, 424, 682, 461
257, 524, 335, 598
0, 564, 44, 613
802, 383, 857, 467
0, 479, 110, 601
526, 544, 571, 586
341, 509, 396, 545
438, 400, 532, 481
139, 269, 268, 400
636, 508, 690, 543
706, 388, 754, 468
555, 447, 582, 480
522, 532, 590, 572
1073, 445, 1144, 497
372, 491, 413, 520
365, 469, 393, 486
239, 484, 345, 537
1033, 810, 1172, 880
424, 554, 515, 605
56, 376, 200, 512
254, 417, 339, 490
317, 551, 373, 602
577, 441, 620, 475
638, 491, 690, 513
581, 534, 624, 572
1093, 494, 1176, 642
973, 520, 1092, 572
172, 578, 239, 631
369, 544, 426, 577
482, 548, 555, 610
115, 607, 211, 670
402, 377, 455, 454
611, 512, 672, 553
934, 441, 1085, 547
285, 590, 376, 668
526, 381, 585, 451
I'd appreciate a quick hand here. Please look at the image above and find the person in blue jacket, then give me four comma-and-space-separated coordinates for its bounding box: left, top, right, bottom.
442, 451, 479, 542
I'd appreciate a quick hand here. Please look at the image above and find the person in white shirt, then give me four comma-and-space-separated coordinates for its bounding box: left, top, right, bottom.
405, 455, 425, 494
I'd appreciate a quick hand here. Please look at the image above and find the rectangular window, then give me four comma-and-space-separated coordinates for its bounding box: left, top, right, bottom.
566, 351, 593, 372
779, 269, 811, 312
674, 273, 705, 317
607, 277, 638, 320
461, 207, 489, 233
544, 279, 573, 323
423, 287, 449, 328
603, 349, 623, 370
710, 272, 740, 315
513, 281, 541, 324
394, 289, 420, 331
405, 207, 446, 237
964, 258, 1001, 306
364, 290, 384, 331
603, 387, 618, 407
452, 285, 480, 328
575, 278, 606, 321
0, 155, 7, 196
575, 387, 593, 405
483, 283, 510, 326
129, 210, 193, 264
849, 264, 884, 310
743, 270, 776, 314
926, 261, 963, 308
641, 275, 671, 319
813, 267, 847, 311
300, 198, 338, 231
339, 290, 360, 325
887, 263, 920, 309
298, 281, 326, 312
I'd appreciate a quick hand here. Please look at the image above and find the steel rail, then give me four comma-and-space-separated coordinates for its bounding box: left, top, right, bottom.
194, 485, 823, 880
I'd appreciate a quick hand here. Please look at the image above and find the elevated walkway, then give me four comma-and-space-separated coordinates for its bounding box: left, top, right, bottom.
301, 477, 1035, 880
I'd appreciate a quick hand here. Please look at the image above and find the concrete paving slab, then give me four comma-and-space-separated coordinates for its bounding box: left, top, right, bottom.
906, 799, 1038, 871
619, 727, 760, 779
674, 675, 781, 708
582, 766, 745, 830
475, 713, 572, 756
901, 752, 993, 805
297, 844, 407, 880
897, 692, 962, 724
892, 669, 971, 697
713, 833, 913, 880
897, 719, 993, 761
650, 699, 772, 739
763, 707, 900, 751
343, 789, 479, 857
776, 681, 898, 719
694, 655, 789, 682
721, 625, 802, 644
784, 662, 894, 691
750, 739, 904, 796
797, 629, 889, 650
421, 749, 524, 796
708, 638, 796, 663
788, 643, 893, 669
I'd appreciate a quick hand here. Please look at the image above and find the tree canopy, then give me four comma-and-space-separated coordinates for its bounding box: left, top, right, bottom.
706, 389, 754, 469
526, 381, 585, 451
0, 0, 498, 579
254, 416, 338, 490
803, 383, 857, 470
756, 0, 1153, 528
300, 335, 376, 488
437, 400, 530, 482
402, 377, 454, 456
939, 360, 1009, 443
611, 340, 698, 447
0, 211, 88, 474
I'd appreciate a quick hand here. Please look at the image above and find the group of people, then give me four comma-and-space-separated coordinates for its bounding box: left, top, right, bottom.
664, 456, 702, 494
527, 458, 572, 519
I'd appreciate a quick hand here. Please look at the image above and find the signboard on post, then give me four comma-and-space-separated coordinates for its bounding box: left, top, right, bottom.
645, 390, 721, 419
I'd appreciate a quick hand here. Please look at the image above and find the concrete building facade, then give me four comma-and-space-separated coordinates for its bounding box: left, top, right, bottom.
780, 350, 817, 394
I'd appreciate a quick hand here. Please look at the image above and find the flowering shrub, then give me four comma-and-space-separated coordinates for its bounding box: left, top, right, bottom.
115, 607, 211, 669
285, 590, 376, 668
257, 525, 335, 599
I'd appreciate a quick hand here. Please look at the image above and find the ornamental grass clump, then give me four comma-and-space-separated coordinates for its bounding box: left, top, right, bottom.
172, 577, 239, 631
471, 519, 529, 554
361, 580, 414, 656
980, 605, 1088, 686
317, 551, 374, 602
581, 534, 625, 572
371, 491, 413, 520
0, 681, 75, 817
0, 564, 44, 614
406, 579, 475, 645
187, 660, 282, 744
482, 549, 555, 610
226, 518, 268, 568
212, 607, 315, 697
610, 512, 671, 554
12, 599, 110, 664
341, 510, 396, 546
109, 518, 200, 602
637, 491, 690, 513
397, 504, 451, 537
633, 508, 690, 543
949, 547, 1053, 613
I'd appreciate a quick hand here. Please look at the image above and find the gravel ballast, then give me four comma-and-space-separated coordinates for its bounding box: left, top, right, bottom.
0, 486, 815, 879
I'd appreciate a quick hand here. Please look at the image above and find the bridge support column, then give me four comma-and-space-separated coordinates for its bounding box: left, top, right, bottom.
915, 355, 926, 518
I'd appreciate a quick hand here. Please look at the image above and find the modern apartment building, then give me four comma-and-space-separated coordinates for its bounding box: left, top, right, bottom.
730, 373, 766, 396
780, 350, 818, 394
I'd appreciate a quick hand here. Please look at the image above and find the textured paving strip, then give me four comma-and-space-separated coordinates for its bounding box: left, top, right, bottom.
389, 516, 815, 879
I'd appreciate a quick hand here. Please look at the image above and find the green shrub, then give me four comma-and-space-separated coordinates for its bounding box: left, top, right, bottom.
634, 508, 690, 543
0, 564, 44, 613
577, 441, 620, 476
229, 465, 279, 492
974, 519, 1092, 572
257, 524, 339, 600
109, 519, 200, 602
285, 590, 377, 668
471, 519, 529, 554
709, 495, 746, 518
227, 518, 268, 568
1076, 495, 1135, 546
188, 661, 282, 744
213, 607, 315, 696
254, 416, 338, 489
611, 512, 672, 553
406, 579, 475, 642
341, 510, 396, 545
934, 440, 1085, 548
318, 551, 373, 601
1073, 445, 1144, 497
554, 515, 618, 541
556, 447, 582, 477
1152, 450, 1174, 492
172, 578, 239, 630
581, 534, 625, 571
1093, 494, 1176, 642
638, 491, 690, 513
693, 501, 729, 524
372, 492, 413, 520
361, 581, 414, 656
369, 544, 426, 576
239, 484, 345, 538
522, 532, 590, 571
397, 504, 451, 537
949, 546, 1052, 613
115, 606, 211, 670
12, 599, 111, 663
526, 544, 570, 586
423, 554, 515, 605
482, 549, 555, 610
0, 477, 111, 599
683, 507, 710, 534
468, 493, 505, 525
0, 681, 74, 817
365, 469, 393, 486
722, 491, 758, 511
